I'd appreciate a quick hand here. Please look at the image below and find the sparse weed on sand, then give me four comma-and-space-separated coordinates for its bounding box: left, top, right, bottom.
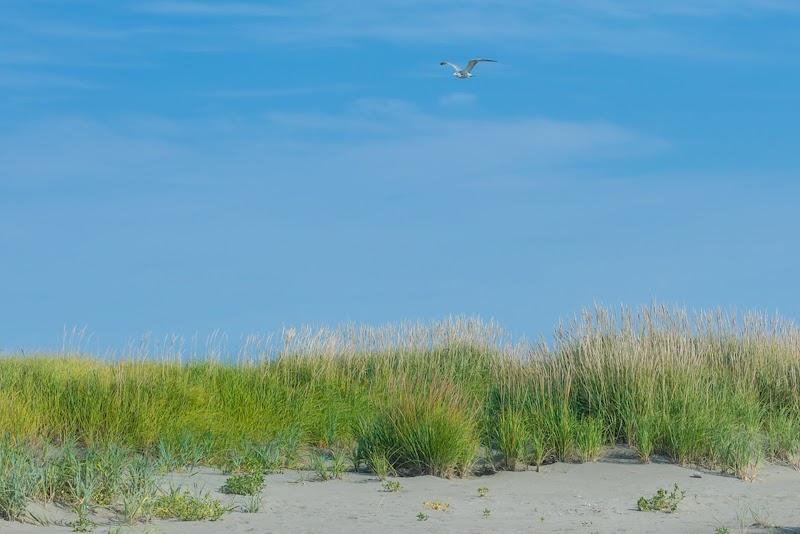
242, 492, 262, 513
423, 500, 450, 512
382, 480, 402, 492
329, 448, 349, 479
365, 451, 395, 480
637, 484, 686, 513
221, 472, 264, 496
305, 447, 350, 481
153, 487, 229, 521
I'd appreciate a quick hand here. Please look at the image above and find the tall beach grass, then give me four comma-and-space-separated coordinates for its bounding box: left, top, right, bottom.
1, 305, 800, 518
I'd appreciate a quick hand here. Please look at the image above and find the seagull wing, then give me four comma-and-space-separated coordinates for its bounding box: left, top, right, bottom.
440, 61, 461, 72
463, 58, 497, 73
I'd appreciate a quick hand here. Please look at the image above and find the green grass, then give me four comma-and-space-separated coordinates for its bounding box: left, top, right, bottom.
494, 407, 528, 470
574, 417, 605, 463
356, 383, 479, 477
365, 451, 394, 480
0, 447, 37, 521
1, 307, 800, 526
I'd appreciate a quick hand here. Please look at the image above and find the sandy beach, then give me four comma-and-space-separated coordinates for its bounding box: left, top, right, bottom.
5, 448, 799, 534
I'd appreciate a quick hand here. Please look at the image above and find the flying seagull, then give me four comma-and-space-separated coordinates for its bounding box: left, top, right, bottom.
439, 58, 497, 79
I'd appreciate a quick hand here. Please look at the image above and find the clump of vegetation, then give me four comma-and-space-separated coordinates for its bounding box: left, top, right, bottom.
765, 414, 800, 468
526, 425, 550, 472
0, 460, 34, 521
574, 417, 605, 463
495, 408, 528, 470
329, 449, 349, 479
382, 480, 402, 492
637, 484, 686, 513
416, 512, 429, 521
310, 451, 346, 482
714, 425, 763, 481
68, 466, 97, 532
153, 488, 229, 521
482, 508, 491, 518
477, 486, 489, 497
628, 415, 658, 463
221, 472, 264, 495
223, 441, 284, 475
423, 500, 450, 512
242, 493, 262, 513
356, 385, 479, 478
120, 456, 158, 524
0, 450, 38, 521
365, 451, 394, 480
86, 445, 127, 506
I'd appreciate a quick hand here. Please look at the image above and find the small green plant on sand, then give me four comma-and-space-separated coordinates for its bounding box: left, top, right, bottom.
69, 466, 97, 532
330, 449, 348, 479
477, 486, 489, 497
367, 452, 394, 480
483, 508, 491, 518
527, 428, 550, 473
382, 480, 402, 492
311, 452, 332, 481
715, 527, 730, 534
71, 514, 94, 533
221, 472, 264, 495
153, 487, 229, 521
637, 484, 685, 513
121, 457, 158, 524
416, 512, 429, 521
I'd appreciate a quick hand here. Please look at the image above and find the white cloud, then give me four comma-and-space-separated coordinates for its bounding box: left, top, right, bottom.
0, 101, 665, 193
6, 0, 798, 66
229, 0, 800, 58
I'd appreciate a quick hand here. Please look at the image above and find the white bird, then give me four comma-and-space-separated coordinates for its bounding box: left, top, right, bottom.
439, 58, 497, 79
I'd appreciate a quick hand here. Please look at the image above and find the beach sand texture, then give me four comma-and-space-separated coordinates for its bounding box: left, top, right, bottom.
4, 449, 799, 534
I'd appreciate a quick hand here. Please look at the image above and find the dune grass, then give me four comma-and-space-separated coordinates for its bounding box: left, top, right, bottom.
1, 306, 800, 525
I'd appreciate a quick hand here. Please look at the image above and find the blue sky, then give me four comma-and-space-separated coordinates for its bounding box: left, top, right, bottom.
2, 0, 799, 351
